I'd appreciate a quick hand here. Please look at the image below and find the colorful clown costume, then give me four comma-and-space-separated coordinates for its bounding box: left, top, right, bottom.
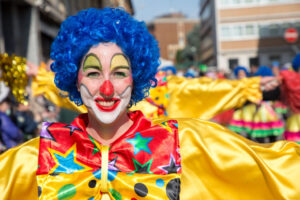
36, 111, 180, 200
1, 111, 300, 199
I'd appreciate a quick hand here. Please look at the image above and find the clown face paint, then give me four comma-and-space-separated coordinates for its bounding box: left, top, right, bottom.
78, 43, 133, 124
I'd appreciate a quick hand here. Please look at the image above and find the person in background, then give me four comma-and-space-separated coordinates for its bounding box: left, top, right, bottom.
230, 66, 285, 143
281, 53, 300, 143
271, 61, 280, 76
11, 102, 39, 141
0, 82, 23, 151
234, 65, 249, 79
250, 63, 259, 76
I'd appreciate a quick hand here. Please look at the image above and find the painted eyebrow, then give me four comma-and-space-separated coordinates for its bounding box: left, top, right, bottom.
110, 53, 130, 70
112, 66, 130, 70
83, 53, 102, 72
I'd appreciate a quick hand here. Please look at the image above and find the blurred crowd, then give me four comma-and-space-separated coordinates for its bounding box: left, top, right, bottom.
0, 54, 299, 153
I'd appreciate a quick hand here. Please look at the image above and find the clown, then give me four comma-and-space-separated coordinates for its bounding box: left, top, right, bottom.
1, 8, 300, 200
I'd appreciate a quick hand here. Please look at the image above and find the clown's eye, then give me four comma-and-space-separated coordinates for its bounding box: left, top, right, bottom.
87, 72, 100, 77
114, 71, 127, 78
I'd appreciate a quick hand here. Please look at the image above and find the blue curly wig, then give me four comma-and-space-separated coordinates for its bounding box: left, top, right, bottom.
233, 66, 249, 78
292, 53, 300, 72
50, 8, 160, 106
253, 66, 274, 77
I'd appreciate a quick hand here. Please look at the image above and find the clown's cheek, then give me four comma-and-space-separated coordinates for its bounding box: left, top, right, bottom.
114, 80, 132, 94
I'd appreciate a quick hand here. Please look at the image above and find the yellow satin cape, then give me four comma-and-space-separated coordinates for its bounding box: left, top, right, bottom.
31, 67, 261, 120
1, 118, 299, 199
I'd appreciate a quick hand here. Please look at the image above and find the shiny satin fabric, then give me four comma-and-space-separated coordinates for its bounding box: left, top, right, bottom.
166, 76, 262, 119
1, 117, 300, 199
177, 118, 300, 199
31, 63, 87, 113
0, 138, 39, 200
32, 66, 262, 120
37, 171, 179, 199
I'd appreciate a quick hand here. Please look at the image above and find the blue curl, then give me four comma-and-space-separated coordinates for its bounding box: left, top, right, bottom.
50, 8, 160, 106
292, 53, 300, 72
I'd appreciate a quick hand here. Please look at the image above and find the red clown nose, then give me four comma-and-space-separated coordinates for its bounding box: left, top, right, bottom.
99, 80, 114, 99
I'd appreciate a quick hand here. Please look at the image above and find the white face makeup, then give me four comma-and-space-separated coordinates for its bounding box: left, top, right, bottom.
78, 43, 133, 124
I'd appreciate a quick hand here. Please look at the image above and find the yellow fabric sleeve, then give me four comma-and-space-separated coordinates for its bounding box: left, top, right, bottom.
1, 120, 300, 199
166, 76, 262, 120
31, 63, 87, 113
0, 138, 39, 200
176, 118, 300, 199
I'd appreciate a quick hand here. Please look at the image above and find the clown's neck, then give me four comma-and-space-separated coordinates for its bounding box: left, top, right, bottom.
86, 111, 133, 146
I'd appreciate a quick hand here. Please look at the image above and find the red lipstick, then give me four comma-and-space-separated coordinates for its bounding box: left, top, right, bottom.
94, 97, 120, 112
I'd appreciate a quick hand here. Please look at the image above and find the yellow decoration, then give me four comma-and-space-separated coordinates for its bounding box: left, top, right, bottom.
0, 53, 29, 104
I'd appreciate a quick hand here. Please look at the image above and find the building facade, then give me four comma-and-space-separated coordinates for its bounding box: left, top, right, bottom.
148, 13, 199, 63
199, 0, 218, 67
0, 0, 133, 65
200, 0, 300, 70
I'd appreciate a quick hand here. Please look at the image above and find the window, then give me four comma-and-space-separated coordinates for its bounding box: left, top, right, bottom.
249, 57, 259, 67
221, 26, 231, 38
245, 24, 255, 35
232, 0, 241, 4
269, 24, 279, 37
201, 3, 211, 22
232, 25, 242, 36
220, 0, 230, 5
269, 55, 281, 63
229, 58, 239, 70
259, 24, 269, 37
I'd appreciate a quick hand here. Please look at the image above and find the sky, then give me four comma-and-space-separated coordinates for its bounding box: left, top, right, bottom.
132, 0, 200, 22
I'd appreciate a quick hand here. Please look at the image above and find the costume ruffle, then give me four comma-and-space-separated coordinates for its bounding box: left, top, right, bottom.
229, 102, 284, 138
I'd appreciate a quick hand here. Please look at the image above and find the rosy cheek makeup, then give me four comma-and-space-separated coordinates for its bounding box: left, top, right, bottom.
77, 71, 84, 84
114, 78, 132, 94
